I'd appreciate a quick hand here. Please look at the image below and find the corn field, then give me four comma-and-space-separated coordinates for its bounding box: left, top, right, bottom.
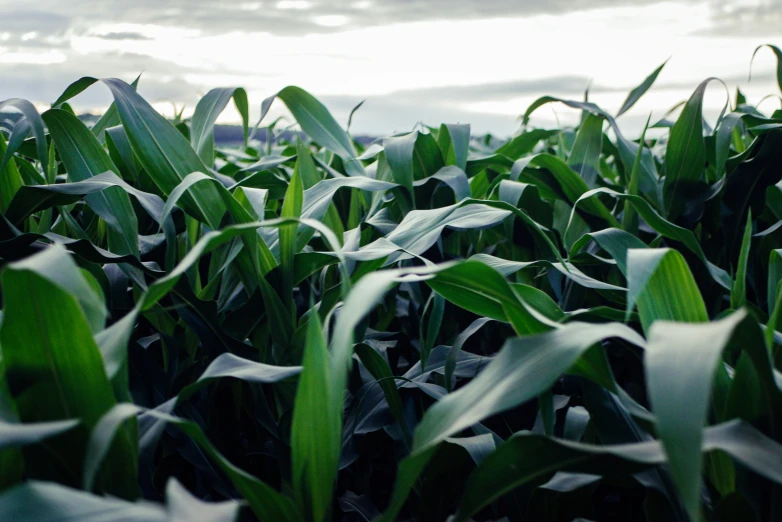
1, 45, 782, 521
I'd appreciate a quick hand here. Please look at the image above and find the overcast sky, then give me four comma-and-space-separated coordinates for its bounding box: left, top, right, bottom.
1, 0, 780, 136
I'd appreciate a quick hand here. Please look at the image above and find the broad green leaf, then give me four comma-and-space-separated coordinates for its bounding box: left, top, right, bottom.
291, 313, 339, 522
302, 176, 396, 223
260, 86, 364, 176
471, 253, 625, 292
621, 114, 651, 234
384, 132, 417, 196
420, 292, 445, 369
424, 260, 552, 335
295, 139, 321, 189
412, 321, 645, 454
626, 248, 708, 333
190, 87, 249, 165
93, 355, 300, 490
663, 78, 725, 219
438, 123, 470, 170
568, 113, 603, 187
101, 78, 225, 228
645, 311, 745, 521
42, 109, 139, 256
0, 245, 136, 497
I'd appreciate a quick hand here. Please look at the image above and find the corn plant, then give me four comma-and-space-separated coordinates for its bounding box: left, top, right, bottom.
1, 45, 782, 522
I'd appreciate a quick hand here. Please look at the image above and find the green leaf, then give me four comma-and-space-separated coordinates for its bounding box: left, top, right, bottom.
384, 132, 417, 196
512, 153, 617, 226
570, 188, 732, 290
521, 95, 660, 203
568, 113, 603, 187
645, 310, 746, 521
424, 260, 552, 335
190, 87, 249, 165
412, 321, 645, 454
281, 157, 304, 316
295, 140, 321, 189
166, 478, 241, 522
621, 114, 651, 234
453, 419, 782, 522
438, 124, 470, 170
302, 176, 396, 223
260, 86, 364, 176
0, 481, 166, 521
93, 355, 300, 491
4, 171, 164, 228
380, 321, 645, 521
730, 210, 752, 310
420, 292, 445, 369
0, 245, 136, 497
0, 418, 79, 450
0, 98, 48, 169
751, 44, 782, 94
626, 248, 708, 333
471, 253, 625, 292
101, 78, 225, 228
0, 130, 24, 212
616, 59, 668, 117
42, 109, 140, 256
494, 129, 559, 160
663, 78, 725, 219
291, 312, 339, 522
355, 344, 409, 438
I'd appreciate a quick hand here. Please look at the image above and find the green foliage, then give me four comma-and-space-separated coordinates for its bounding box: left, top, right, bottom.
1, 47, 782, 522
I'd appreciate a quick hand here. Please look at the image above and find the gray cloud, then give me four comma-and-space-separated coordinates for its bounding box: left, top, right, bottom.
0, 1, 674, 39
694, 0, 782, 37
0, 11, 70, 35
7, 0, 775, 39
1, 1, 777, 46
95, 32, 154, 41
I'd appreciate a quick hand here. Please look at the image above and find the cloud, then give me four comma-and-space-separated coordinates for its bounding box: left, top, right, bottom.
5, 0, 775, 42
0, 11, 70, 35
1, 0, 778, 139
693, 0, 782, 37
5, 0, 671, 39
95, 32, 154, 41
